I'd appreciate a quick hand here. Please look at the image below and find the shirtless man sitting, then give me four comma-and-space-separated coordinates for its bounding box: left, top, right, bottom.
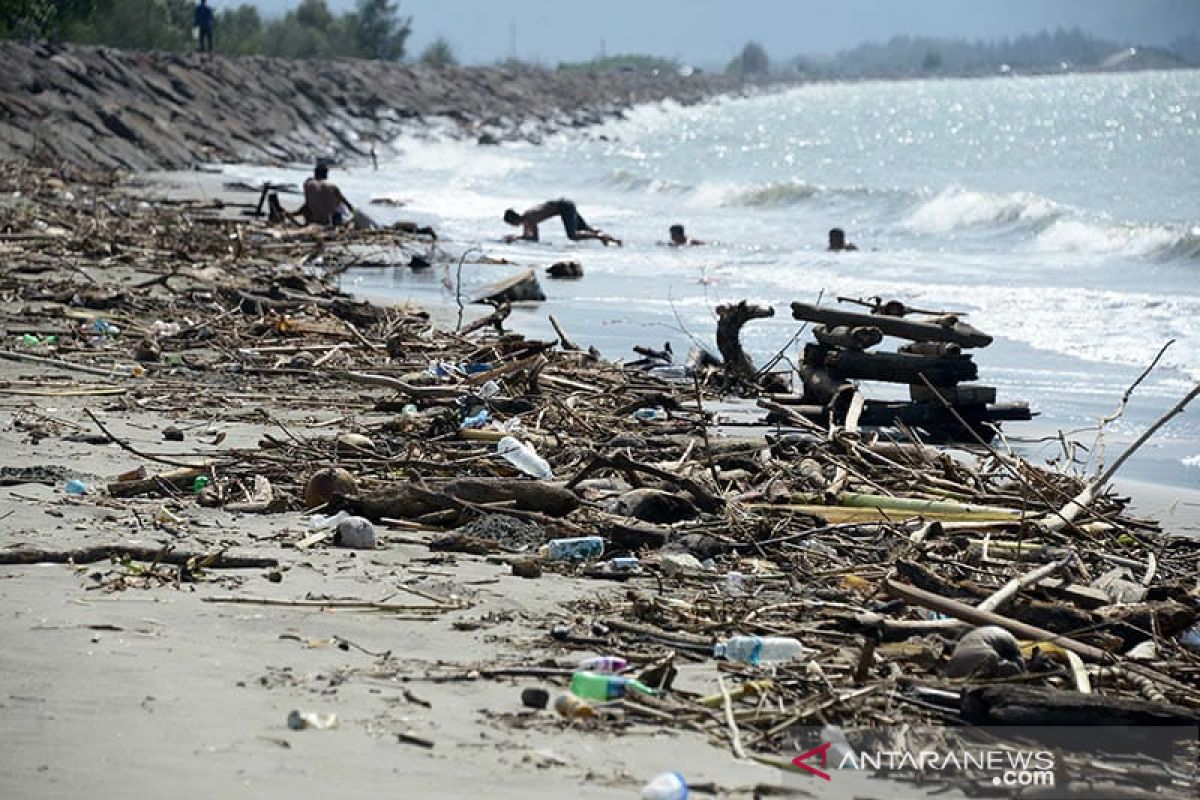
502, 199, 621, 246
292, 163, 354, 226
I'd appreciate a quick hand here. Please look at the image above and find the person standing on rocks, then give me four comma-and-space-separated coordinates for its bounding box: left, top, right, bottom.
291, 163, 355, 226
502, 200, 621, 246
194, 0, 214, 55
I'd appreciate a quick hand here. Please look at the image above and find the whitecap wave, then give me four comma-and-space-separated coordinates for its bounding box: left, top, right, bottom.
1183, 454, 1200, 469
904, 187, 1062, 233
1030, 219, 1195, 258
605, 169, 690, 193
722, 178, 821, 207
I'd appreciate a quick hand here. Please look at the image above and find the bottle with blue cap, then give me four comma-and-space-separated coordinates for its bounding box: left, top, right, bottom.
713, 635, 806, 665
641, 771, 688, 800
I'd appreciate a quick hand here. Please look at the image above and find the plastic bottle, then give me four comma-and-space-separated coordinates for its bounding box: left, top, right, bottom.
460, 408, 490, 429
19, 334, 39, 346
569, 671, 655, 701
713, 636, 807, 665
579, 656, 628, 674
724, 571, 746, 596
608, 556, 641, 572
1182, 622, 1200, 651
64, 479, 88, 495
632, 407, 668, 422
641, 772, 688, 800
496, 436, 552, 479
192, 476, 210, 493
478, 379, 501, 399
93, 319, 120, 336
540, 536, 604, 561
553, 693, 595, 719
646, 365, 692, 382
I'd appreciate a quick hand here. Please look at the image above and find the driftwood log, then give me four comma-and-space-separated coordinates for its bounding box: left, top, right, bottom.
0, 544, 277, 568
715, 301, 774, 384
813, 345, 979, 385
791, 301, 993, 348
812, 324, 883, 351
962, 684, 1199, 727
335, 478, 580, 522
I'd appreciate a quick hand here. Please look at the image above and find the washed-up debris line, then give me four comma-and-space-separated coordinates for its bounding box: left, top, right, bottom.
2, 166, 1198, 796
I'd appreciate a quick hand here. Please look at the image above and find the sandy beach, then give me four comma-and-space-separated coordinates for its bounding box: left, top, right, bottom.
2, 43, 1199, 800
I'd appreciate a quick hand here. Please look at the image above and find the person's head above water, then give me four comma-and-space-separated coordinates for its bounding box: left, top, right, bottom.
503, 209, 523, 226
314, 163, 329, 181
828, 227, 857, 251
669, 224, 686, 244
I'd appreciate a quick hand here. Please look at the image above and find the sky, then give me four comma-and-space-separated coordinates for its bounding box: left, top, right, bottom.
243, 0, 1200, 66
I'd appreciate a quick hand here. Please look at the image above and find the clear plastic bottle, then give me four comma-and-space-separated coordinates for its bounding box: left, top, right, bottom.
579, 656, 627, 674
641, 772, 688, 800
608, 556, 641, 572
713, 635, 806, 665
478, 379, 501, 399
569, 671, 655, 701
540, 536, 604, 561
646, 365, 692, 382
632, 406, 668, 421
496, 436, 552, 479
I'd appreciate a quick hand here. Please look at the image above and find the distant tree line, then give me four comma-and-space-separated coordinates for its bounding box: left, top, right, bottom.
1, 0, 412, 60
792, 27, 1196, 78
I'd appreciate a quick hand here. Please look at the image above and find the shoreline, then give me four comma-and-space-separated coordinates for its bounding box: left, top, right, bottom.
0, 41, 744, 171
1, 164, 1198, 800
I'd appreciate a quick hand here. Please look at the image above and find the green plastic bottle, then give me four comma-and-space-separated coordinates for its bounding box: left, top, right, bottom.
569, 671, 655, 701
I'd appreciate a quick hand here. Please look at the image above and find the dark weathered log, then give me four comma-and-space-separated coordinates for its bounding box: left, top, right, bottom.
962, 684, 1199, 726
336, 479, 579, 521
812, 324, 883, 351
0, 544, 276, 568
715, 301, 774, 383
899, 341, 962, 357
441, 478, 579, 517
603, 522, 670, 550
909, 383, 997, 404
791, 301, 993, 348
472, 269, 545, 305
815, 346, 978, 385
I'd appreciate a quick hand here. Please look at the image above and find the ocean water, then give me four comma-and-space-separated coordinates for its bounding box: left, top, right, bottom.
228, 69, 1200, 491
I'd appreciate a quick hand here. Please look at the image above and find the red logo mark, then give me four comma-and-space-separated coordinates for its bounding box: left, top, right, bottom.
792, 741, 832, 781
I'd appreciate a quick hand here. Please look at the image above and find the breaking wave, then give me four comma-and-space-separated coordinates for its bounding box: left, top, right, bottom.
1031, 220, 1200, 260
720, 178, 821, 207
1184, 454, 1200, 469
605, 169, 690, 194
904, 187, 1062, 233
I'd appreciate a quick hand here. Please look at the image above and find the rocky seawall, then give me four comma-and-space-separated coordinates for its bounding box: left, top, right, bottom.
0, 42, 740, 171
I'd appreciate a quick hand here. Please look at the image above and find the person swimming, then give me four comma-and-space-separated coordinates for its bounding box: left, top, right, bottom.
668, 223, 704, 246
828, 227, 858, 251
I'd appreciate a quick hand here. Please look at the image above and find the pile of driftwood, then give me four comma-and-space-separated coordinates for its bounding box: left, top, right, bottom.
2, 167, 1198, 796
